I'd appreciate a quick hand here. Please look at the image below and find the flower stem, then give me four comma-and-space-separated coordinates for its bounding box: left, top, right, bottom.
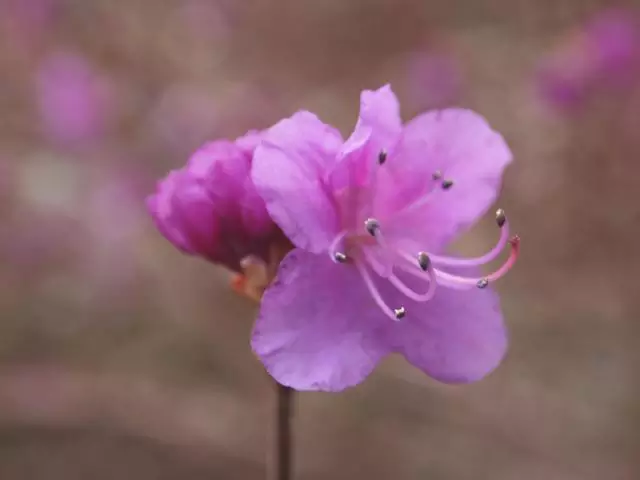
271, 382, 293, 480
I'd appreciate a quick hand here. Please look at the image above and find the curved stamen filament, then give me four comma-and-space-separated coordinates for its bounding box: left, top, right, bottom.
397, 261, 471, 290
329, 230, 349, 263
364, 248, 437, 302
434, 236, 520, 288
396, 235, 519, 289
388, 274, 435, 302
390, 266, 437, 303
364, 219, 394, 277
430, 219, 511, 267
355, 260, 403, 322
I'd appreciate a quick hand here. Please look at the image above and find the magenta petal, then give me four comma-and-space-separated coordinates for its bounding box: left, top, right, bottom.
147, 170, 219, 256
187, 140, 273, 238
384, 272, 507, 383
252, 112, 344, 253
383, 108, 512, 251
329, 86, 402, 195
147, 132, 278, 271
346, 84, 402, 157
188, 140, 249, 202
251, 249, 390, 391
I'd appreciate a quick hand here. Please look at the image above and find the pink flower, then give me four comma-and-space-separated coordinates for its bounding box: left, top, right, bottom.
250, 85, 517, 391
147, 131, 282, 275
537, 10, 640, 108
3, 0, 58, 50
36, 52, 112, 146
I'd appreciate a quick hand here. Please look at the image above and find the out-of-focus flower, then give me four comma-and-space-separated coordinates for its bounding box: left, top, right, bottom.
537, 10, 640, 109
2, 0, 58, 51
36, 52, 113, 146
250, 85, 517, 391
406, 51, 463, 109
78, 168, 146, 298
147, 131, 288, 299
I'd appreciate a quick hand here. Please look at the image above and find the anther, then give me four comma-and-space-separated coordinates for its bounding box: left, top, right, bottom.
417, 252, 431, 271
394, 307, 406, 319
432, 170, 442, 180
365, 218, 380, 236
377, 149, 387, 165
441, 179, 454, 190
476, 278, 489, 289
495, 209, 506, 228
509, 235, 520, 247
334, 252, 348, 263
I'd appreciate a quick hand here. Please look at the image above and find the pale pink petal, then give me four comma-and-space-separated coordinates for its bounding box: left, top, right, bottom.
384, 269, 507, 383
147, 170, 220, 257
329, 85, 402, 194
379, 108, 512, 252
251, 249, 390, 391
346, 84, 402, 157
252, 112, 344, 253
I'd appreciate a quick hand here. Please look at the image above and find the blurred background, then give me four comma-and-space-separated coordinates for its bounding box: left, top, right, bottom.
1, 0, 639, 478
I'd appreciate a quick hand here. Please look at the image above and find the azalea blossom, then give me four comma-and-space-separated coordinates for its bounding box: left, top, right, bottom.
250, 85, 518, 391
537, 9, 640, 109
147, 131, 287, 293
36, 51, 113, 146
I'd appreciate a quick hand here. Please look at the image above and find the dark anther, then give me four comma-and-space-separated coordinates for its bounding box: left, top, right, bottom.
495, 209, 506, 228
365, 218, 380, 236
417, 252, 431, 271
441, 179, 454, 190
394, 307, 406, 319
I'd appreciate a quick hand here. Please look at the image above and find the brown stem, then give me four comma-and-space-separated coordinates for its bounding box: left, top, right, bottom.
271, 382, 293, 480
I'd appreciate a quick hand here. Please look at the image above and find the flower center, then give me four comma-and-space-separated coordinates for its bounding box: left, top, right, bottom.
327, 149, 519, 322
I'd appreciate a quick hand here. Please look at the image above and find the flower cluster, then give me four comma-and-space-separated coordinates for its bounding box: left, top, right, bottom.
148, 85, 518, 392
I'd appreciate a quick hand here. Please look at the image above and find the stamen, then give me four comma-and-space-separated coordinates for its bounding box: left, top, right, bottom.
441, 179, 454, 190
334, 252, 348, 263
365, 218, 380, 236
355, 261, 403, 322
366, 248, 437, 301
363, 220, 394, 276
394, 307, 406, 319
433, 235, 520, 288
429, 211, 511, 267
476, 278, 489, 289
432, 170, 442, 180
388, 273, 436, 301
417, 252, 431, 271
495, 208, 506, 228
377, 149, 387, 165
329, 230, 349, 263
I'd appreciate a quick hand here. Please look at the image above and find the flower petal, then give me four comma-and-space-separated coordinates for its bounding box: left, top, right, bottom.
251, 249, 390, 391
252, 112, 344, 253
147, 169, 223, 258
329, 85, 402, 195
345, 84, 402, 157
188, 139, 275, 239
379, 108, 512, 251
384, 271, 507, 383
187, 140, 248, 206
